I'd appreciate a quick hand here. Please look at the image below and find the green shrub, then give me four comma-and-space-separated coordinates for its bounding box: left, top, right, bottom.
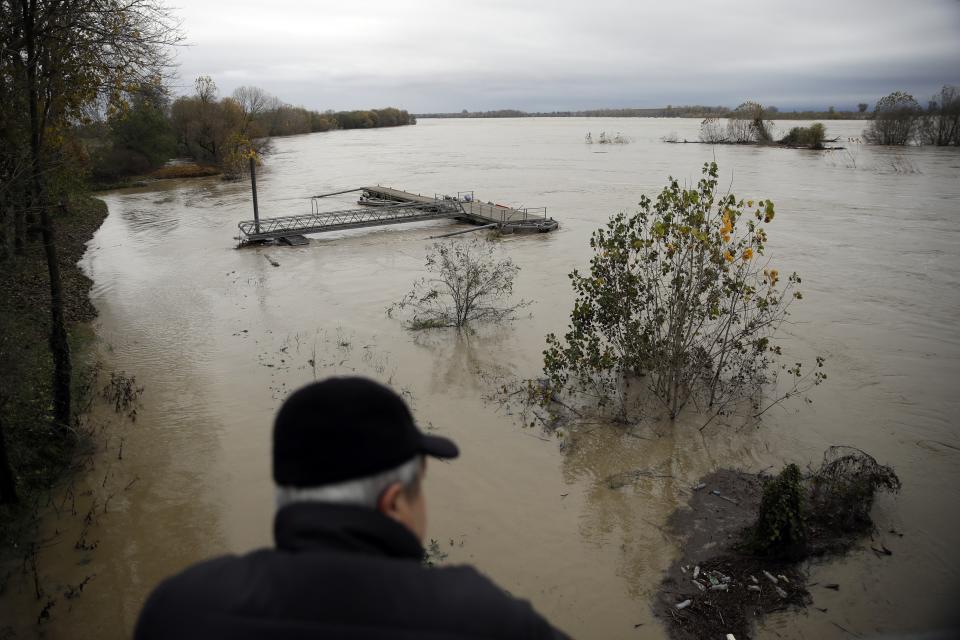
780, 123, 826, 149
752, 463, 807, 558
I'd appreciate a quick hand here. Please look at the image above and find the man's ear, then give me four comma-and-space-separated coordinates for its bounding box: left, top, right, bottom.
377, 482, 404, 517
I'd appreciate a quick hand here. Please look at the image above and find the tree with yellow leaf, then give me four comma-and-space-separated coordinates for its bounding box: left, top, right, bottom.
543, 162, 824, 422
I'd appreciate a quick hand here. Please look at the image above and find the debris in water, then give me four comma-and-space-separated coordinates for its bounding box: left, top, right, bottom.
750, 575, 758, 584
264, 253, 280, 267
710, 489, 740, 505
778, 574, 790, 584
675, 599, 692, 610
710, 584, 729, 592
692, 483, 706, 491
693, 580, 706, 591
763, 570, 778, 584
693, 566, 700, 579
775, 586, 788, 598
824, 583, 840, 591
748, 585, 761, 592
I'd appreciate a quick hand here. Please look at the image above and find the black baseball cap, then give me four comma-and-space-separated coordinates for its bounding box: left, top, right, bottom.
273, 377, 459, 487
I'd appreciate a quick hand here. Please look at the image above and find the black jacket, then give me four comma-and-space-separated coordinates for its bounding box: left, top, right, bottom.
135, 502, 569, 639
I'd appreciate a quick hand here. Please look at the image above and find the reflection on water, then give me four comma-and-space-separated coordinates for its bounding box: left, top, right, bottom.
2, 118, 959, 638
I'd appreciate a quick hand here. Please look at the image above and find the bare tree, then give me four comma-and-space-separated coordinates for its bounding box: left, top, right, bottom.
864, 91, 921, 145
919, 85, 960, 146
699, 116, 727, 143
726, 101, 773, 143
389, 239, 530, 329
232, 85, 276, 124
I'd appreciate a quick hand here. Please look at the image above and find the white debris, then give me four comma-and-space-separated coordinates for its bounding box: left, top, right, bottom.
693, 580, 706, 591
775, 586, 788, 598
763, 570, 778, 584
750, 575, 758, 584
726, 635, 737, 640
778, 574, 790, 584
748, 585, 761, 592
710, 584, 729, 592
693, 566, 700, 579
676, 599, 692, 610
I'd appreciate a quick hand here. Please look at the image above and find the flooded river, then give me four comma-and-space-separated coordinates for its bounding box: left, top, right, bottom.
3, 118, 959, 638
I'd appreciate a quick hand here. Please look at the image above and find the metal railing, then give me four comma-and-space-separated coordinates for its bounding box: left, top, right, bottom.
239, 201, 461, 241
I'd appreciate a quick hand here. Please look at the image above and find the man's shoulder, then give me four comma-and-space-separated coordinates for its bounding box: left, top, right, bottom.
136, 550, 567, 640
135, 552, 256, 638
417, 564, 566, 637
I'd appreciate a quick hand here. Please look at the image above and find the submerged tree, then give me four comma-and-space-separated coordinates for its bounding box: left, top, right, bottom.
389, 239, 529, 329
542, 162, 824, 422
780, 123, 826, 149
751, 448, 901, 559
864, 91, 921, 145
698, 116, 727, 143
919, 85, 960, 146
726, 101, 773, 143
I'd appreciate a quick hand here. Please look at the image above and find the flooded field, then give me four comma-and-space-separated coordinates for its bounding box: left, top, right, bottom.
2, 118, 959, 638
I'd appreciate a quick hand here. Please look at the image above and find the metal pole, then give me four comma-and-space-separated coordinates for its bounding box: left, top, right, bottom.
250, 155, 261, 234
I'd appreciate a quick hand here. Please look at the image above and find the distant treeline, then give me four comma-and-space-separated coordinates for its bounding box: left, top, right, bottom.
417, 105, 869, 120
422, 87, 960, 147
694, 89, 960, 147
87, 76, 415, 184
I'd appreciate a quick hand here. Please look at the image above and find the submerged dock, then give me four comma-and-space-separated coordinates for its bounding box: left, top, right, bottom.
237, 186, 558, 245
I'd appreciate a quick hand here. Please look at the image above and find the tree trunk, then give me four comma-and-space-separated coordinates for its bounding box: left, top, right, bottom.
40, 203, 72, 430
26, 26, 72, 430
14, 205, 26, 255
0, 206, 11, 261
0, 415, 18, 504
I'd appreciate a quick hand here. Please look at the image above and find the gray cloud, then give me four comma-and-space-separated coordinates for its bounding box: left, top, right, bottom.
171, 0, 960, 111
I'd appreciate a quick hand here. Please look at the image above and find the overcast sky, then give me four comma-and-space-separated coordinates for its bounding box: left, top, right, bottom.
170, 0, 960, 113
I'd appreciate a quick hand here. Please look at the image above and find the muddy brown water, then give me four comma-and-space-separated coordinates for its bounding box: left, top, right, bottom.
2, 118, 959, 638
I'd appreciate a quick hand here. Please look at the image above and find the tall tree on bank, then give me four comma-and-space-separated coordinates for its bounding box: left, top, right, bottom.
1, 0, 181, 432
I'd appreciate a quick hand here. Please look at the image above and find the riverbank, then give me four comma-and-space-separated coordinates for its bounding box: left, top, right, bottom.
0, 196, 108, 540
90, 162, 221, 191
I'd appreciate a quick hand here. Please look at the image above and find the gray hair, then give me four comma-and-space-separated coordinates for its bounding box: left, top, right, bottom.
275, 455, 423, 511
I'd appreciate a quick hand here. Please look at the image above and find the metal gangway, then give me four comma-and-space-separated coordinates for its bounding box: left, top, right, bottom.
237, 186, 558, 245
238, 195, 462, 244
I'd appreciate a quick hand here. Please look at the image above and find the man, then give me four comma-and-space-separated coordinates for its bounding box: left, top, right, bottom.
135, 376, 569, 639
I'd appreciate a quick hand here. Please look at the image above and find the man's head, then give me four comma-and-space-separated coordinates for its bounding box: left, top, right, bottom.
272, 377, 458, 542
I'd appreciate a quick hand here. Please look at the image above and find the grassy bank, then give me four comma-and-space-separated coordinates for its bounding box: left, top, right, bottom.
0, 196, 109, 540
90, 162, 221, 191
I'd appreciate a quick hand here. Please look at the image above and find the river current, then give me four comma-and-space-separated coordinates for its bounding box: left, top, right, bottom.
3, 118, 959, 638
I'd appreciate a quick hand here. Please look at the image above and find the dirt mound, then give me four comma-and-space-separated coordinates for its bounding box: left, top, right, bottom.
655, 450, 901, 640
655, 470, 809, 640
